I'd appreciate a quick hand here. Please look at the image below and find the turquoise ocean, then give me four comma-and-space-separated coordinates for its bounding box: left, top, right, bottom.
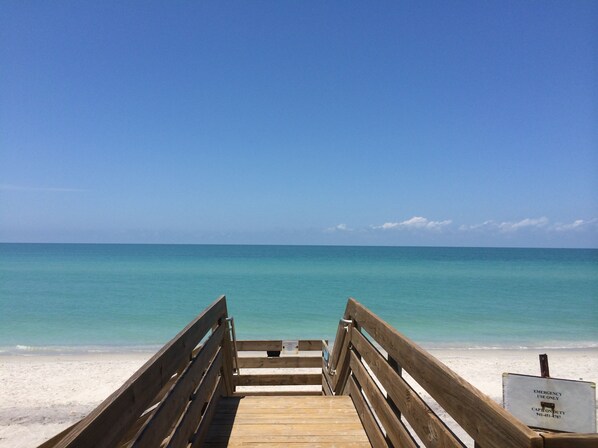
0, 244, 596, 354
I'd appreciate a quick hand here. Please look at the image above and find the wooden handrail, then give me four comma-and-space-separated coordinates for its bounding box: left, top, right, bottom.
338, 298, 546, 448
40, 296, 597, 448
48, 296, 231, 448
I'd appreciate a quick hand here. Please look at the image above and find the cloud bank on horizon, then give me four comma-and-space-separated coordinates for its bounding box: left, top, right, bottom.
330, 216, 598, 236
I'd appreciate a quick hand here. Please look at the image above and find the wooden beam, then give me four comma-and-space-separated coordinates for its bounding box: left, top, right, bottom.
329, 321, 348, 372
332, 324, 352, 394
38, 421, 81, 448
235, 373, 321, 386
233, 390, 323, 397
131, 325, 225, 447
190, 380, 224, 448
117, 371, 184, 446
351, 328, 465, 448
237, 356, 321, 368
220, 323, 234, 396
236, 340, 282, 351
541, 433, 598, 448
322, 357, 334, 396
348, 376, 387, 448
165, 350, 223, 448
54, 296, 228, 448
298, 340, 325, 351
346, 298, 542, 448
350, 351, 418, 448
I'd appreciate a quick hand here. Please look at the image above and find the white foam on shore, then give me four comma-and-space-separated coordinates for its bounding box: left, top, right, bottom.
3, 338, 597, 357
419, 340, 598, 350
1, 344, 162, 356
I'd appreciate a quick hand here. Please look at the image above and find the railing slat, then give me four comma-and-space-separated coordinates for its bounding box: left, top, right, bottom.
346, 298, 542, 448
235, 373, 321, 386
118, 371, 186, 446
237, 356, 321, 368
166, 349, 223, 448
348, 376, 388, 448
298, 340, 324, 351
131, 324, 225, 447
190, 379, 224, 448
352, 328, 465, 448
54, 296, 227, 448
350, 351, 419, 448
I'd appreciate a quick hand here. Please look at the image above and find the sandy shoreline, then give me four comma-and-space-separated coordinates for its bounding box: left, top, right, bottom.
1, 348, 596, 448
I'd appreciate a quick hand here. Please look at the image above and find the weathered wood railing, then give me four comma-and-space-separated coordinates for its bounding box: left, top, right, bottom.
234, 339, 324, 395
42, 295, 234, 448
325, 298, 598, 448
40, 296, 597, 448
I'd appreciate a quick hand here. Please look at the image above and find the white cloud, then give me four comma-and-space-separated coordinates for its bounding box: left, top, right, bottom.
552, 218, 598, 232
325, 223, 352, 232
459, 220, 496, 231
461, 217, 549, 233
497, 217, 549, 233
375, 216, 452, 231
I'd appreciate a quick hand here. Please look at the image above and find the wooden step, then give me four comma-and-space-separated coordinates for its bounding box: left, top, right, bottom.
203, 395, 371, 447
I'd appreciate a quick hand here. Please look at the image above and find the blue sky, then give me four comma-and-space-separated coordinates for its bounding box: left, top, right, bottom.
1, 1, 596, 247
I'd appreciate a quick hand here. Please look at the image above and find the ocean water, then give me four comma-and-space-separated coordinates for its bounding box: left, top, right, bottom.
0, 244, 596, 354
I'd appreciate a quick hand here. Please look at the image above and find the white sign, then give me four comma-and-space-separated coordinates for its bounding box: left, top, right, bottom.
282, 340, 299, 354
503, 373, 596, 433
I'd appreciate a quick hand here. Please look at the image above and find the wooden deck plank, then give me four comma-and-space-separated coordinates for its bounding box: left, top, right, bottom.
235, 373, 321, 386
204, 395, 371, 447
204, 443, 370, 448
238, 356, 322, 368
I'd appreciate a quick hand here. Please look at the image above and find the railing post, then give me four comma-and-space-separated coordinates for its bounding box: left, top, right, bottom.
219, 317, 235, 396
334, 319, 353, 395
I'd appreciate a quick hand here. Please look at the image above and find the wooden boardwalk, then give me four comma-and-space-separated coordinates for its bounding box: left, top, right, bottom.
204, 396, 371, 447
41, 296, 598, 448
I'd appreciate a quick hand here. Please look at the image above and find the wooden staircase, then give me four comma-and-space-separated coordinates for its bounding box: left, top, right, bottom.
40, 296, 597, 448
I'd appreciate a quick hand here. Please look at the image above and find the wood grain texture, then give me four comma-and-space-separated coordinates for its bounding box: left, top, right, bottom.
165, 351, 223, 448
204, 395, 370, 447
53, 296, 227, 448
322, 357, 334, 396
332, 324, 352, 394
237, 356, 321, 368
541, 433, 598, 448
351, 328, 465, 448
190, 380, 224, 448
131, 324, 225, 447
235, 373, 321, 386
345, 298, 542, 448
348, 376, 387, 448
232, 390, 322, 397
350, 351, 418, 448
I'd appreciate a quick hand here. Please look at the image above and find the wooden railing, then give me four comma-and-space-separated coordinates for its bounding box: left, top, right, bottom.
325, 298, 598, 448
234, 339, 324, 395
42, 296, 233, 448
40, 296, 597, 448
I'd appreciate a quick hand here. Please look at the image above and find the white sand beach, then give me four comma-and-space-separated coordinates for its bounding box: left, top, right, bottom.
1, 349, 596, 448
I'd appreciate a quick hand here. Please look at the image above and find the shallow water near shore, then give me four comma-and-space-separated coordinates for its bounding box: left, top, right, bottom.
1, 243, 596, 353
